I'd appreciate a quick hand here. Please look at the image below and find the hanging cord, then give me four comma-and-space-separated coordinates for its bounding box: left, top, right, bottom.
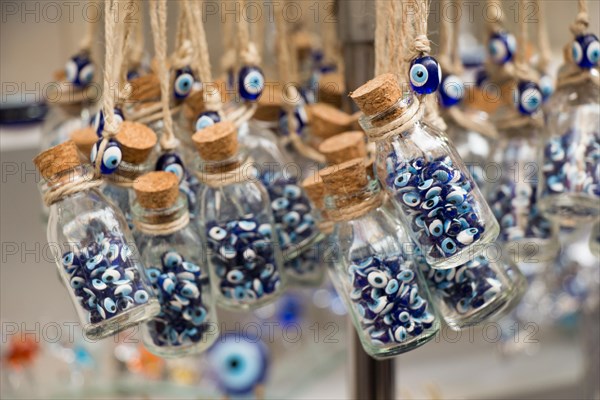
149, 0, 178, 151
557, 0, 599, 88
534, 0, 551, 73
133, 213, 191, 235
220, 0, 237, 77
237, 0, 261, 66
118, 1, 139, 99
374, 0, 388, 76
78, 0, 98, 53
170, 3, 194, 71
484, 0, 515, 83
275, 0, 325, 163
94, 0, 128, 176
184, 0, 223, 113
129, 0, 145, 70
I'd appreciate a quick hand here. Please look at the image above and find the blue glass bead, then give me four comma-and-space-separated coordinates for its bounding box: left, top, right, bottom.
513, 81, 542, 115
238, 65, 265, 101
572, 34, 600, 69
173, 67, 195, 99
156, 153, 185, 183
475, 68, 489, 87
488, 31, 516, 65
65, 53, 94, 87
195, 111, 221, 132
278, 105, 308, 136
92, 108, 124, 137
409, 56, 441, 94
439, 74, 465, 108
90, 139, 122, 175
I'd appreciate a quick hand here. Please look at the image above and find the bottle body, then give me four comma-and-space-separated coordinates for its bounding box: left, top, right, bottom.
488, 128, 558, 262
329, 205, 439, 358
538, 81, 600, 223
43, 169, 159, 340
133, 198, 218, 357
366, 104, 499, 269
200, 180, 286, 310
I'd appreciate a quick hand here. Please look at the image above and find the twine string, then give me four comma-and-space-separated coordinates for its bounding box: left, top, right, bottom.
237, 0, 261, 65
535, 0, 551, 73
133, 213, 190, 235
79, 0, 98, 52
43, 170, 103, 206
149, 0, 178, 151
374, 0, 387, 76
328, 192, 384, 222
194, 158, 255, 187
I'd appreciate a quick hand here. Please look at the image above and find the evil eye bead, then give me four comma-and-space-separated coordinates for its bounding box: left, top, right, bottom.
101, 268, 121, 283
70, 276, 86, 290
207, 333, 268, 396
572, 34, 600, 69
173, 67, 195, 99
90, 139, 122, 175
156, 153, 185, 183
195, 111, 221, 132
367, 271, 388, 288
162, 251, 184, 269
514, 81, 542, 115
65, 54, 94, 87
238, 65, 265, 101
209, 226, 228, 241
488, 31, 516, 65
103, 297, 117, 314
409, 56, 441, 94
92, 109, 124, 137
439, 74, 465, 108
134, 289, 149, 304
539, 75, 554, 101
180, 282, 200, 299
440, 238, 458, 255
457, 228, 479, 245
402, 192, 421, 207
428, 219, 444, 237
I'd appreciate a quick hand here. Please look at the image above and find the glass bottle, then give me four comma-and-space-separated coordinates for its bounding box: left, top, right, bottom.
590, 222, 600, 258
35, 142, 159, 340
41, 102, 95, 151
101, 161, 149, 229
131, 173, 218, 357
322, 160, 440, 358
488, 125, 558, 262
357, 93, 499, 269
539, 80, 600, 222
194, 122, 286, 310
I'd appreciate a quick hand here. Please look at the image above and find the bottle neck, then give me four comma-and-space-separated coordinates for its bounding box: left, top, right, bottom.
325, 180, 384, 222
358, 92, 421, 142
39, 164, 100, 206
131, 194, 190, 235
104, 160, 150, 187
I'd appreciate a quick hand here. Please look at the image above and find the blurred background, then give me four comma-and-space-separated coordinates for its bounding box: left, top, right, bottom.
1, 0, 599, 399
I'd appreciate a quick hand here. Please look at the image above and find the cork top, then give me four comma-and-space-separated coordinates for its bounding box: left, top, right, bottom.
34, 140, 83, 180
128, 73, 161, 102
254, 84, 284, 122
302, 173, 326, 210
318, 131, 367, 165
350, 73, 403, 117
192, 121, 238, 161
133, 171, 180, 209
308, 103, 355, 139
183, 90, 206, 124
319, 158, 369, 199
70, 126, 98, 158
115, 121, 158, 164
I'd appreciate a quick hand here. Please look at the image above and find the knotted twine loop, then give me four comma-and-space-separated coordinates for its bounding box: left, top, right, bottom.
170, 39, 194, 71
557, 0, 599, 89
43, 169, 102, 206
133, 213, 190, 236
327, 192, 384, 222
95, 0, 127, 177
237, 0, 261, 66
194, 157, 256, 188
149, 0, 179, 152
366, 96, 425, 143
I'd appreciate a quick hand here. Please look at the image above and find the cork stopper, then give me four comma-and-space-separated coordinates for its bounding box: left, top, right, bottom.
302, 174, 326, 210
350, 73, 403, 117
183, 90, 206, 125
115, 121, 158, 164
128, 73, 161, 102
34, 140, 83, 180
133, 171, 180, 209
319, 158, 369, 203
318, 131, 367, 165
192, 121, 238, 161
70, 126, 98, 158
319, 72, 345, 108
308, 103, 355, 139
254, 84, 284, 122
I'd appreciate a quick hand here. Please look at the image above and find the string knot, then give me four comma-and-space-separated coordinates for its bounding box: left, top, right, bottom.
170, 39, 194, 70
241, 43, 261, 66
412, 35, 431, 55
570, 12, 589, 36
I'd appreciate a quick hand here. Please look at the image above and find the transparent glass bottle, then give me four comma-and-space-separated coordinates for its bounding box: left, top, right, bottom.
539, 80, 600, 223
239, 120, 325, 285
197, 151, 286, 310
41, 103, 94, 151
359, 95, 499, 269
132, 194, 218, 357
590, 222, 600, 258
488, 126, 558, 262
101, 161, 149, 229
40, 165, 159, 340
327, 182, 439, 358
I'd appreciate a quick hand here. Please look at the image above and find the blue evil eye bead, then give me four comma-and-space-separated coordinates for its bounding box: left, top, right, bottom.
90, 139, 122, 174
488, 31, 516, 65
92, 108, 124, 137
409, 56, 441, 94
513, 81, 542, 115
156, 152, 185, 183
209, 226, 228, 241
65, 53, 94, 87
539, 75, 554, 102
572, 34, 600, 69
475, 68, 489, 88
195, 111, 221, 132
173, 67, 195, 99
162, 251, 184, 269
134, 289, 149, 304
439, 74, 464, 108
238, 65, 265, 101
439, 238, 458, 255
207, 333, 269, 396
278, 106, 308, 136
